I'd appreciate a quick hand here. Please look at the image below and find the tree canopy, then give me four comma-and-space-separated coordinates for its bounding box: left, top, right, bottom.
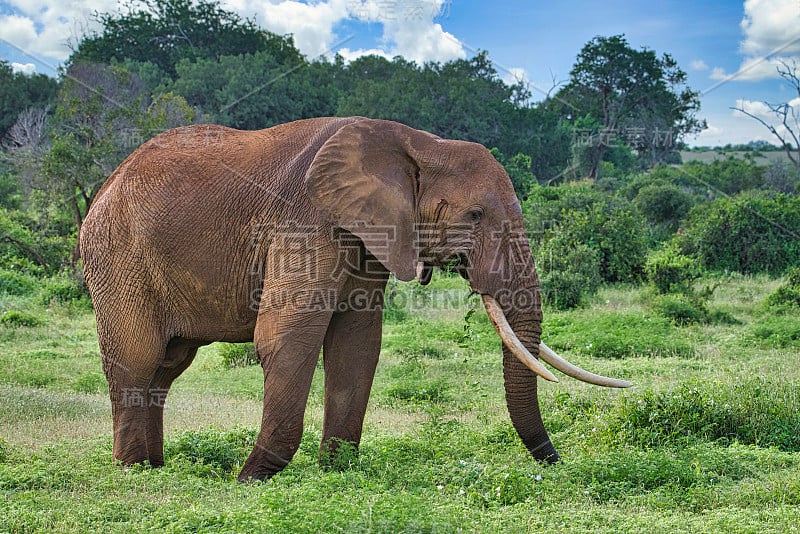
557, 35, 705, 178
70, 0, 301, 78
0, 60, 58, 139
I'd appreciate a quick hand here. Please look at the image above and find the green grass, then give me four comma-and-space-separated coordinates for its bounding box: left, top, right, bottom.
1, 272, 799, 532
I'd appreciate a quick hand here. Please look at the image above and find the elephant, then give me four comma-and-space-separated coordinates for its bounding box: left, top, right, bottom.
79, 117, 631, 482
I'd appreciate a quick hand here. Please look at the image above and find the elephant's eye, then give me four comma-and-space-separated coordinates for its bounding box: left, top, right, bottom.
467, 208, 484, 224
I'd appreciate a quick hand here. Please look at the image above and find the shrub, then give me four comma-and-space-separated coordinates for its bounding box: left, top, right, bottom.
634, 182, 693, 228
0, 270, 37, 296
40, 274, 88, 304
765, 267, 800, 308
0, 310, 42, 328
678, 192, 800, 274
165, 427, 255, 475
613, 380, 800, 451
763, 161, 800, 194
537, 237, 602, 310
650, 293, 705, 325
645, 242, 702, 294
749, 315, 800, 348
682, 158, 765, 195
561, 203, 648, 283
218, 343, 259, 368
524, 184, 649, 283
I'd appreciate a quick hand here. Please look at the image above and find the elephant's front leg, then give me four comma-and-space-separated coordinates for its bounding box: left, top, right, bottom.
318, 279, 386, 466
238, 299, 334, 482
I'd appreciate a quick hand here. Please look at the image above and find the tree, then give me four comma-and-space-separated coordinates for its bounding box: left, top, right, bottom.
337, 52, 538, 163
0, 60, 57, 139
70, 0, 298, 78
34, 63, 195, 260
559, 35, 704, 178
733, 60, 800, 171
166, 49, 331, 129
490, 148, 536, 199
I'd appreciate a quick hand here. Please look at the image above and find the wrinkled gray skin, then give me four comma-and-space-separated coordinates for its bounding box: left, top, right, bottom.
80, 117, 558, 481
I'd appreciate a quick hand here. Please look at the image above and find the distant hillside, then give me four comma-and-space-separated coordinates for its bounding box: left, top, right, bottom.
680, 150, 792, 166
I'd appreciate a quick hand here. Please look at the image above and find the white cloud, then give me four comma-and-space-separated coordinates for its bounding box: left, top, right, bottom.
228, 0, 351, 57
11, 61, 36, 74
380, 19, 464, 64
337, 47, 393, 62
0, 14, 38, 47
740, 0, 800, 56
690, 59, 708, 71
0, 1, 466, 68
503, 67, 528, 86
356, 0, 464, 63
733, 98, 774, 118
711, 0, 800, 82
0, 2, 116, 64
221, 0, 464, 63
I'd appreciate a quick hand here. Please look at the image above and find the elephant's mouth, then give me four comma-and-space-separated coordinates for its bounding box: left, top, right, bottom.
416, 253, 470, 285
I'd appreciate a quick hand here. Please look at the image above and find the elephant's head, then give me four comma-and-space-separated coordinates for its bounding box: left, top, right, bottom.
306, 119, 630, 463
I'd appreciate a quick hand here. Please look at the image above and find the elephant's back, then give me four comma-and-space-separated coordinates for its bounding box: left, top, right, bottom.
81, 117, 364, 337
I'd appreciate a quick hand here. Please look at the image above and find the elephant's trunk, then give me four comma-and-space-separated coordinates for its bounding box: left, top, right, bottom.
481, 287, 630, 464
500, 295, 560, 463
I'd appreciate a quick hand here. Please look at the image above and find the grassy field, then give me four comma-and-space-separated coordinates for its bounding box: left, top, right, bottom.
1, 273, 799, 532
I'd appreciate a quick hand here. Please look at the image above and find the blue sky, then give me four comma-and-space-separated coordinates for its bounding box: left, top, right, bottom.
1, 0, 799, 146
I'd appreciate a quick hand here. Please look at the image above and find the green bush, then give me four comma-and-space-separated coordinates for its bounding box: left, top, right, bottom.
218, 343, 259, 368
563, 203, 648, 283
537, 238, 602, 310
524, 183, 649, 283
650, 293, 706, 325
678, 192, 800, 274
749, 315, 800, 348
682, 158, 765, 195
40, 274, 88, 304
766, 267, 800, 308
645, 242, 702, 294
634, 182, 693, 228
0, 310, 43, 328
0, 270, 38, 296
614, 380, 800, 451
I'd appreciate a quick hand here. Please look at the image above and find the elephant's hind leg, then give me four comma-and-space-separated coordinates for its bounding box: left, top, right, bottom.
145, 339, 200, 466
101, 331, 167, 467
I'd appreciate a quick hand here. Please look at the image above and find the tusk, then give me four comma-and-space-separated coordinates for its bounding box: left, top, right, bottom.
482, 295, 558, 383
538, 343, 632, 388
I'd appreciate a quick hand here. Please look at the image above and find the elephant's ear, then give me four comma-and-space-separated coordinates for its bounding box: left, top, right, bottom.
306, 119, 438, 281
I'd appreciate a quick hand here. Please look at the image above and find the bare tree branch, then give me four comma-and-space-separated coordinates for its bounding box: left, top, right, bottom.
733, 60, 800, 169
3, 106, 49, 150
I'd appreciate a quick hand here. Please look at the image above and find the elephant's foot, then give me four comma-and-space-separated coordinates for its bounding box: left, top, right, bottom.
237, 447, 291, 482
